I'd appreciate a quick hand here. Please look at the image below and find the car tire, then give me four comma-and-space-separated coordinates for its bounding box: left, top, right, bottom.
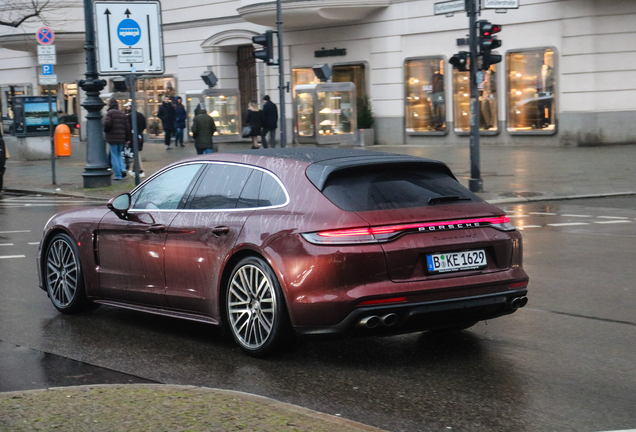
226, 256, 290, 357
44, 233, 91, 314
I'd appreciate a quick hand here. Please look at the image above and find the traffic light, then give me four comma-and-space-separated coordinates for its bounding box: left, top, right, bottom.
253, 30, 275, 65
449, 51, 469, 72
477, 20, 502, 70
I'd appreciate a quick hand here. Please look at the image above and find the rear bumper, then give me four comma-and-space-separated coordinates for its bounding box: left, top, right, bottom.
294, 289, 528, 336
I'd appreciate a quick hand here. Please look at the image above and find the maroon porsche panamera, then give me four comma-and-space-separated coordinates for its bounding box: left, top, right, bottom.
37, 148, 528, 356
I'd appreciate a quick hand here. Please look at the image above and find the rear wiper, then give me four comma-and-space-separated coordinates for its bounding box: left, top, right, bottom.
428, 195, 471, 205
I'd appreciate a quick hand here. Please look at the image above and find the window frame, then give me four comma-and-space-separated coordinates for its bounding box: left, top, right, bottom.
129, 162, 205, 211
505, 46, 558, 136
403, 55, 449, 136
130, 161, 289, 212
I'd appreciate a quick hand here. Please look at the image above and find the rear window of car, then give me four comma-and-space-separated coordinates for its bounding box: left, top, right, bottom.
321, 165, 481, 212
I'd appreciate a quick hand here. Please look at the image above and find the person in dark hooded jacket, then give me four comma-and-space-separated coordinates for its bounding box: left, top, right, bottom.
102, 98, 130, 180
191, 106, 217, 155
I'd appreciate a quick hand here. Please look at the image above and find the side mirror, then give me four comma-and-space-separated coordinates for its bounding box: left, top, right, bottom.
107, 193, 131, 215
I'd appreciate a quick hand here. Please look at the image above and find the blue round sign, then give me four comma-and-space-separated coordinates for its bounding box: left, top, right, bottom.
117, 19, 141, 46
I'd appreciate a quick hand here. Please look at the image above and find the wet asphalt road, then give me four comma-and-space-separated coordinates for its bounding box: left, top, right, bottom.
0, 193, 635, 432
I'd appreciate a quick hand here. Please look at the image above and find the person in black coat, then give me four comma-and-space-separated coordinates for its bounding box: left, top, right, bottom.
157, 95, 176, 149
0, 130, 9, 193
261, 95, 278, 148
245, 100, 263, 149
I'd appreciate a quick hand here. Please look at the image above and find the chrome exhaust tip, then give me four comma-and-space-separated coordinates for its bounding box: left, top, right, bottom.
358, 316, 380, 329
381, 313, 398, 327
511, 296, 528, 309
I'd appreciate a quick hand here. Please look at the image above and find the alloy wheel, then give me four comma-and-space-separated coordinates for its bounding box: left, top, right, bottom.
46, 238, 79, 309
227, 263, 277, 350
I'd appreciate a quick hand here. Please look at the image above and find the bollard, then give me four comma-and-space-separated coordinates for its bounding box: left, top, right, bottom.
54, 124, 72, 157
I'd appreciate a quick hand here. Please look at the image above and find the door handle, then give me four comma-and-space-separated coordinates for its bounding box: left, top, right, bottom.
146, 224, 166, 233
211, 226, 230, 235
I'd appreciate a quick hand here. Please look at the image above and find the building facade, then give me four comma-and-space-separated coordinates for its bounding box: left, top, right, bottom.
1, 0, 634, 146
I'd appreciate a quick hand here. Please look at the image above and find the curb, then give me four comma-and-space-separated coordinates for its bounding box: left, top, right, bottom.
0, 384, 386, 432
486, 191, 636, 205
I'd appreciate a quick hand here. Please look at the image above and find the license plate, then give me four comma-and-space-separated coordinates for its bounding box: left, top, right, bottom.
426, 250, 487, 273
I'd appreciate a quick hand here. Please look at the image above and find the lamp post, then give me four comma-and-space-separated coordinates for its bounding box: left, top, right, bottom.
79, 0, 111, 188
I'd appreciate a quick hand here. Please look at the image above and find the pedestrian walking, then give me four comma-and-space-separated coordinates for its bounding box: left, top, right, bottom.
245, 100, 262, 149
174, 96, 186, 148
0, 130, 9, 193
102, 98, 130, 181
157, 95, 176, 150
125, 102, 147, 178
191, 106, 217, 155
261, 95, 278, 148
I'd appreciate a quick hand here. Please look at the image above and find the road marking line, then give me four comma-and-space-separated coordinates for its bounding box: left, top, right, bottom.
547, 222, 590, 227
561, 214, 592, 218
28, 242, 40, 245
518, 225, 542, 229
0, 255, 26, 259
508, 215, 529, 218
0, 243, 15, 246
594, 220, 632, 224
528, 212, 557, 215
0, 230, 31, 234
597, 216, 629, 219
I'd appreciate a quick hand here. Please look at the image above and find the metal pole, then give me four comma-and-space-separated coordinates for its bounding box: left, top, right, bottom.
468, 0, 483, 192
276, 0, 287, 148
48, 85, 56, 185
79, 0, 111, 188
128, 74, 141, 186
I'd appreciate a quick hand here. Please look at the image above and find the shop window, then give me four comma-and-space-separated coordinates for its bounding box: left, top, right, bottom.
296, 92, 314, 137
1, 84, 32, 134
292, 68, 320, 97
405, 57, 446, 133
507, 48, 556, 132
453, 66, 498, 132
107, 76, 176, 138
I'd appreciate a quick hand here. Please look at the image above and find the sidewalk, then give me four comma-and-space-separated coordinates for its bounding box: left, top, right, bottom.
3, 138, 635, 203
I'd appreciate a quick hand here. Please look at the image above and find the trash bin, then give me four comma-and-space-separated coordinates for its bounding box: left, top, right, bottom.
54, 124, 71, 157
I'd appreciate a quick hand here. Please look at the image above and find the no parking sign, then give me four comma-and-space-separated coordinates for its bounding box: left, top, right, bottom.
36, 27, 55, 45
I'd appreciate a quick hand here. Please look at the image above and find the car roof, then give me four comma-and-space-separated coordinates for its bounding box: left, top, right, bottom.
175, 148, 453, 191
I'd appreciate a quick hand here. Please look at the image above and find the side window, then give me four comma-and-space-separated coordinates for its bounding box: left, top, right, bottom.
259, 173, 286, 207
131, 164, 202, 210
237, 170, 262, 208
189, 164, 252, 210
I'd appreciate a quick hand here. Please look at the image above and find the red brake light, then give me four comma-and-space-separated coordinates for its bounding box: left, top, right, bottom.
510, 282, 528, 289
303, 216, 515, 245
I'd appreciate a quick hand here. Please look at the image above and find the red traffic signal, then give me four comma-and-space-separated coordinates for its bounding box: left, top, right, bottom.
479, 21, 501, 37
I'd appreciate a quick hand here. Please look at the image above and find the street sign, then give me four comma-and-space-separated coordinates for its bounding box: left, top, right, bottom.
36, 27, 55, 45
434, 0, 465, 15
39, 75, 58, 85
94, 1, 164, 75
41, 64, 54, 75
37, 45, 56, 65
483, 0, 519, 8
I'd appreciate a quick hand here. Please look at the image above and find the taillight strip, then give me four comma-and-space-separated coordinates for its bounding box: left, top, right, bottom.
317, 216, 510, 238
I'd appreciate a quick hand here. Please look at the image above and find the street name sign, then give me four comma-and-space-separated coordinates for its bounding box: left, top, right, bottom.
434, 0, 465, 15
94, 0, 164, 75
483, 0, 519, 8
37, 45, 56, 65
